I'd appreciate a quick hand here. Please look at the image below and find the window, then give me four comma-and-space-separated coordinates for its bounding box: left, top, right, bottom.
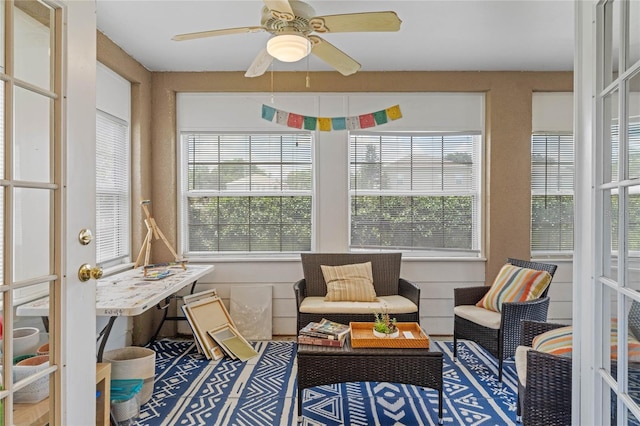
180, 132, 312, 254
531, 133, 574, 254
349, 132, 481, 255
96, 110, 130, 266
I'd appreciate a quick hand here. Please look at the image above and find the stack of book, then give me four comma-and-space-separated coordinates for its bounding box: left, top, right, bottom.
298, 318, 350, 347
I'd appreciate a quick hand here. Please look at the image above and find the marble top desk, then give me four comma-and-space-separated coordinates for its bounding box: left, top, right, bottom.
17, 264, 214, 361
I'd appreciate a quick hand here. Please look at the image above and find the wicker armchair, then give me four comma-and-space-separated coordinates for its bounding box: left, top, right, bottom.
453, 258, 558, 381
517, 321, 571, 426
294, 252, 420, 332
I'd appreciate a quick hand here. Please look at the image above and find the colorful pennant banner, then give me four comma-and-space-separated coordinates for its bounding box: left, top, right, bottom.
261, 104, 402, 131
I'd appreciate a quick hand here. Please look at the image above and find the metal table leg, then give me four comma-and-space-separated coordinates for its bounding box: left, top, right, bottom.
96, 316, 117, 362
149, 280, 199, 344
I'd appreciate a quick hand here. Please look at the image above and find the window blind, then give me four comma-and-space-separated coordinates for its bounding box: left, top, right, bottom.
349, 132, 481, 254
96, 110, 130, 265
181, 132, 313, 254
531, 133, 574, 253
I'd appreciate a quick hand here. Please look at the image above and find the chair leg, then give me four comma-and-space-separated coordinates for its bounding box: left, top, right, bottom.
498, 357, 503, 382
516, 380, 525, 423
453, 334, 458, 360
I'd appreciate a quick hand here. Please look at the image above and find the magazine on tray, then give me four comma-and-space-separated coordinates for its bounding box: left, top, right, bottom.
297, 334, 344, 347
307, 318, 350, 339
300, 322, 344, 341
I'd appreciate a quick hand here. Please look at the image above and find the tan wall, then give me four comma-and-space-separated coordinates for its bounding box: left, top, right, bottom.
97, 32, 154, 343
97, 33, 573, 339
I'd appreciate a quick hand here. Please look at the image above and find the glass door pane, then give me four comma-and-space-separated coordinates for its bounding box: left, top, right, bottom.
603, 0, 621, 86
604, 285, 618, 377
629, 72, 640, 181
13, 1, 53, 90
13, 187, 51, 281
603, 188, 618, 281
13, 86, 51, 182
1, 1, 59, 424
604, 89, 620, 184
0, 2, 4, 73
628, 1, 639, 69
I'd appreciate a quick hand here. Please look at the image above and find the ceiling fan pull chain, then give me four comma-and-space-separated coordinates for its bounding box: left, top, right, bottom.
270, 66, 275, 104
306, 55, 310, 88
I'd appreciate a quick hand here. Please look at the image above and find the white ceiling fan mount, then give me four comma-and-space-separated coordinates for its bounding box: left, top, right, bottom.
172, 0, 401, 77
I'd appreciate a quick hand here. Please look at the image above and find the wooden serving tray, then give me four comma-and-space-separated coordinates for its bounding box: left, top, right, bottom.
349, 322, 430, 349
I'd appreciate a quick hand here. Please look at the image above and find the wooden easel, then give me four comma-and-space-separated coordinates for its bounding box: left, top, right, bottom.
134, 200, 187, 275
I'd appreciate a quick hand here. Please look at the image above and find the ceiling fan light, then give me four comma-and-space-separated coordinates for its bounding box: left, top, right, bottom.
266, 34, 311, 62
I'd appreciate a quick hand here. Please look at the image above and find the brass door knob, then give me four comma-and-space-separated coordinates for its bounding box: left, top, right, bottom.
78, 264, 103, 282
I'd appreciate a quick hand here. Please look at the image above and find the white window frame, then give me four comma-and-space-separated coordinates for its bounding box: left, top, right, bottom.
178, 131, 313, 256
95, 61, 131, 269
531, 132, 575, 257
348, 131, 482, 256
95, 109, 131, 268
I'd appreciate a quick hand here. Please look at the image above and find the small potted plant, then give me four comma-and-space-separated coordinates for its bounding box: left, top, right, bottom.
373, 311, 399, 338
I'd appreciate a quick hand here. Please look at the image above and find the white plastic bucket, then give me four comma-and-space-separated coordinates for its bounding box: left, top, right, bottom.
103, 347, 155, 404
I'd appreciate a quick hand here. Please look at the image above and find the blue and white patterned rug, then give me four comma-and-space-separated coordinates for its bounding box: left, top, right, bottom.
133, 339, 518, 426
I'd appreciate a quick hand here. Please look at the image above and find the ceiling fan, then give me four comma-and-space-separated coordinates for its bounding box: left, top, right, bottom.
172, 0, 401, 77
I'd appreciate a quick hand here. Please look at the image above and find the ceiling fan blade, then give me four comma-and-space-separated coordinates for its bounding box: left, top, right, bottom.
173, 26, 265, 41
263, 0, 295, 21
245, 49, 274, 78
309, 11, 401, 33
309, 36, 361, 76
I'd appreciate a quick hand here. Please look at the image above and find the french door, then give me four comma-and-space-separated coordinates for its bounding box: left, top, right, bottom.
595, 0, 640, 424
1, 1, 96, 424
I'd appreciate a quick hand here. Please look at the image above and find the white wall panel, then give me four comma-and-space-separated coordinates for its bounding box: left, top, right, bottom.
348, 93, 485, 131
532, 92, 573, 132
177, 93, 318, 131
96, 62, 130, 120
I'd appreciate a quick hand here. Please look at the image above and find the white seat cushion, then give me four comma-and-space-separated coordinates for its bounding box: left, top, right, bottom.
515, 345, 532, 387
453, 305, 502, 329
299, 295, 418, 314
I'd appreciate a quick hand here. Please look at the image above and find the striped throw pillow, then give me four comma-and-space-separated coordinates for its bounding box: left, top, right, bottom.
532, 326, 573, 357
532, 322, 640, 362
321, 262, 378, 302
609, 318, 640, 362
476, 264, 552, 312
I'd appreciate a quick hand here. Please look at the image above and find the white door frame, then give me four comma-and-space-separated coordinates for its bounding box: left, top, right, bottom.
59, 0, 97, 423
574, 1, 597, 424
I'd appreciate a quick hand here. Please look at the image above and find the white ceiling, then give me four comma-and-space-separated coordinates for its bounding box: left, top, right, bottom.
96, 0, 575, 74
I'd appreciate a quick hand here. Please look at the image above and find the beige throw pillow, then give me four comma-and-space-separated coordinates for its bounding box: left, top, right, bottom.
321, 262, 378, 302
